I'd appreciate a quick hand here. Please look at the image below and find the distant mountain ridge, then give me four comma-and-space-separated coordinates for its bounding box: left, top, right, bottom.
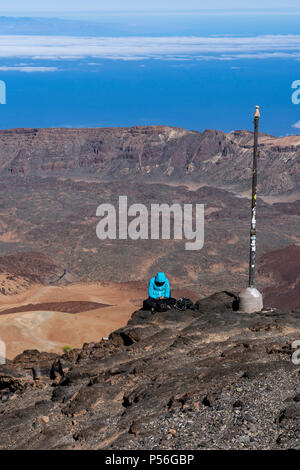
0, 126, 299, 195
0, 16, 135, 36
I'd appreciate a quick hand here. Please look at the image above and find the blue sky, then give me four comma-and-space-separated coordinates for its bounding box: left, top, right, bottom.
3, 0, 300, 13
0, 7, 299, 135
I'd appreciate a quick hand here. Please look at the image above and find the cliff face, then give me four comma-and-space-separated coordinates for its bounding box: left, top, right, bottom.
0, 126, 299, 195
0, 292, 299, 450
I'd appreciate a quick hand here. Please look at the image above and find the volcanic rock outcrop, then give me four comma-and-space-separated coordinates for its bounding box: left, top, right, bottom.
0, 292, 299, 450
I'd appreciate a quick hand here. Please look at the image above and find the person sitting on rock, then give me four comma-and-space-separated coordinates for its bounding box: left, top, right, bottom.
143, 272, 176, 312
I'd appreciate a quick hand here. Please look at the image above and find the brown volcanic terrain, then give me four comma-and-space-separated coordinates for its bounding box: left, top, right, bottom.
0, 126, 299, 450
0, 279, 199, 359
258, 245, 300, 310
0, 252, 76, 295
0, 301, 108, 315
0, 125, 299, 358
0, 126, 299, 195
0, 282, 142, 359
0, 177, 298, 295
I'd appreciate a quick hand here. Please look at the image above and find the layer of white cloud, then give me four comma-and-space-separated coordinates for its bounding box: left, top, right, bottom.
292, 120, 300, 129
0, 35, 300, 61
0, 65, 58, 72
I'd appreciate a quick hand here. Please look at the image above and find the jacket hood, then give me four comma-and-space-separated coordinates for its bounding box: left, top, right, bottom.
155, 272, 166, 283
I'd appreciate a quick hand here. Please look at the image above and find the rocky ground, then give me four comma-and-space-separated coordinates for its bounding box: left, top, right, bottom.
0, 292, 299, 450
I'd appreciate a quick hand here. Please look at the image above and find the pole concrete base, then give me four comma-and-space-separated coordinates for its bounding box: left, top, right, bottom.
239, 287, 263, 313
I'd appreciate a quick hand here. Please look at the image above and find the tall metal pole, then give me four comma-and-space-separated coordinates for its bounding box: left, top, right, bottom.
248, 105, 260, 288
239, 105, 263, 313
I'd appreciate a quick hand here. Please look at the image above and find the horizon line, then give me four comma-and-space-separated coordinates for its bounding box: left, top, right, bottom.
2, 8, 300, 14
0, 124, 298, 139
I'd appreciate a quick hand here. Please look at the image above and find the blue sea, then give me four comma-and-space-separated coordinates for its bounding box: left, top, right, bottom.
0, 11, 300, 135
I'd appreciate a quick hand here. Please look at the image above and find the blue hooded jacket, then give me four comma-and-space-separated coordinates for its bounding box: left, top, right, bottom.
148, 272, 170, 299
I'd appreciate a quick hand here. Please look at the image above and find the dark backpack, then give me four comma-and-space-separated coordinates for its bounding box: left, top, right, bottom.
174, 297, 195, 311
155, 299, 169, 312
